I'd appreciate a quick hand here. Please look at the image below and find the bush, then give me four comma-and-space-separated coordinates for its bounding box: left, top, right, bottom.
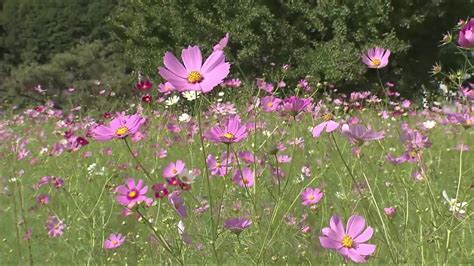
111, 0, 472, 97
2, 41, 132, 110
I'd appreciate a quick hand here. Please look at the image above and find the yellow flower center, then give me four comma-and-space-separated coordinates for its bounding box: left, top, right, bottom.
115, 126, 129, 137
165, 86, 171, 91
267, 102, 274, 107
172, 168, 178, 174
408, 150, 417, 159
223, 132, 234, 140
187, 71, 203, 84
111, 240, 118, 245
128, 190, 137, 199
308, 195, 315, 200
372, 58, 381, 67
242, 178, 249, 184
341, 235, 354, 248
322, 113, 333, 121
466, 120, 472, 126
215, 162, 222, 168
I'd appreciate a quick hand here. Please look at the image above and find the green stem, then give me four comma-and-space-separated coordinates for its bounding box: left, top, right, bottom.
123, 138, 153, 181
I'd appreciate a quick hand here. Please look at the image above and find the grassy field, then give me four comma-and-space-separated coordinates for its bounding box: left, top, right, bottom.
0, 94, 472, 265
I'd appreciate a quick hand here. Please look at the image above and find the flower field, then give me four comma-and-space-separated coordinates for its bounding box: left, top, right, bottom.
0, 19, 473, 265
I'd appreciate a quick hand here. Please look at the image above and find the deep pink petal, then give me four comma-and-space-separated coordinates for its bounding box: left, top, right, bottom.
201, 50, 225, 73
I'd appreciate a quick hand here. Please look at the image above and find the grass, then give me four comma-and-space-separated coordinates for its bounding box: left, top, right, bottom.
0, 99, 472, 265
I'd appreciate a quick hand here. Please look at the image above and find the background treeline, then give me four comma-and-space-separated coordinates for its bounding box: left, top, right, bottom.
0, 0, 472, 109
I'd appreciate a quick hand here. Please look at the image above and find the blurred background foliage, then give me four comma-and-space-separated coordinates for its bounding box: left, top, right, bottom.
0, 0, 472, 109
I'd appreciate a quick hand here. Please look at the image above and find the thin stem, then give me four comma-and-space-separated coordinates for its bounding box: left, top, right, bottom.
16, 180, 33, 266
135, 208, 183, 265
123, 138, 153, 181
195, 98, 220, 265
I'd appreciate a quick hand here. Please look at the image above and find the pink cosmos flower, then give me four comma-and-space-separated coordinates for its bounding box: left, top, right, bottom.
384, 207, 396, 218
312, 113, 340, 138
213, 33, 229, 51
205, 116, 248, 144
223, 218, 252, 234
158, 82, 176, 94
361, 47, 391, 69
158, 45, 230, 93
261, 96, 282, 112
163, 160, 186, 178
233, 167, 255, 188
281, 96, 311, 116
46, 215, 65, 237
341, 124, 384, 145
152, 183, 169, 199
458, 18, 474, 48
320, 215, 376, 263
115, 178, 148, 208
168, 191, 187, 219
92, 113, 145, 141
300, 187, 323, 206
207, 153, 232, 176
104, 233, 125, 249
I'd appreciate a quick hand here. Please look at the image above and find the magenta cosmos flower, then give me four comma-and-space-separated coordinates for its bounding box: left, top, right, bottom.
300, 187, 324, 206
205, 116, 248, 144
104, 233, 125, 249
233, 167, 255, 188
158, 45, 230, 93
312, 113, 340, 138
163, 160, 186, 178
261, 96, 282, 112
92, 113, 145, 141
361, 47, 391, 69
320, 215, 376, 263
116, 178, 148, 208
281, 96, 311, 116
46, 215, 65, 237
223, 218, 252, 234
458, 18, 474, 48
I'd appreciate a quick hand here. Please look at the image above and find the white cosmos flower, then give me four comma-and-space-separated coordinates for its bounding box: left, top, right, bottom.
178, 113, 191, 123
165, 95, 180, 106
423, 120, 436, 129
442, 190, 468, 214
179, 169, 196, 184
182, 91, 200, 101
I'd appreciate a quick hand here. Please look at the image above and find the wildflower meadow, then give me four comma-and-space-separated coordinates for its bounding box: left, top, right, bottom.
0, 6, 473, 266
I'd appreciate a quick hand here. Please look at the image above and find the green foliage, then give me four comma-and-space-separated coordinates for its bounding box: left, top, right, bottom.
3, 41, 132, 110
0, 0, 117, 72
111, 0, 472, 96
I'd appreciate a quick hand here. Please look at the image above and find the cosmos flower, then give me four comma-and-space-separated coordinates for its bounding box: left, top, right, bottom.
115, 178, 148, 208
261, 96, 282, 112
319, 215, 376, 263
341, 124, 384, 145
46, 215, 65, 237
458, 18, 474, 48
92, 113, 145, 141
163, 160, 186, 178
135, 79, 153, 91
158, 82, 176, 94
223, 218, 252, 234
312, 113, 340, 138
207, 153, 232, 176
213, 33, 229, 51
168, 191, 187, 218
361, 47, 391, 69
205, 116, 248, 144
442, 190, 468, 215
104, 233, 125, 249
300, 187, 324, 206
384, 207, 397, 218
232, 167, 255, 188
281, 96, 311, 116
158, 45, 230, 93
